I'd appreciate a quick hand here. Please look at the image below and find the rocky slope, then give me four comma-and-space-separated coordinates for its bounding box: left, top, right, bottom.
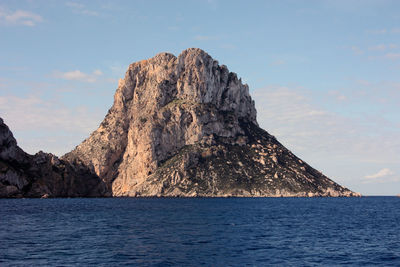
63, 48, 359, 197
0, 118, 109, 198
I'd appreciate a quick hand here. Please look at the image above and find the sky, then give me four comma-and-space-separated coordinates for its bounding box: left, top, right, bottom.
1, 0, 399, 195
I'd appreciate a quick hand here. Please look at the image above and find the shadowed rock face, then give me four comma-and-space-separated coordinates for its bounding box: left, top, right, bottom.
0, 118, 109, 198
63, 48, 359, 197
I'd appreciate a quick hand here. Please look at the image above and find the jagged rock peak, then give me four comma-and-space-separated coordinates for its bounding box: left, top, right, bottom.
63, 48, 359, 197
116, 48, 257, 124
0, 118, 25, 162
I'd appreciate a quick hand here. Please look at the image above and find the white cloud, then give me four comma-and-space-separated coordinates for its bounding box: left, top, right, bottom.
350, 43, 400, 61
365, 168, 394, 179
93, 69, 103, 76
253, 85, 400, 165
0, 95, 103, 156
252, 84, 400, 195
0, 95, 99, 133
254, 87, 328, 127
60, 70, 87, 80
0, 7, 43, 26
53, 69, 103, 83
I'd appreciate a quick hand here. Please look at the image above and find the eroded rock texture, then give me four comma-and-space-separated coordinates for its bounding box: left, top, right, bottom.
0, 118, 109, 198
63, 48, 359, 197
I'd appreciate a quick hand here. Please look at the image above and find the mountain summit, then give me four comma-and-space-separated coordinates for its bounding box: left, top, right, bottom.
63, 48, 358, 197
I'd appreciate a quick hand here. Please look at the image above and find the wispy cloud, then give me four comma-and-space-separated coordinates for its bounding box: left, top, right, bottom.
53, 69, 103, 83
365, 168, 394, 179
65, 2, 99, 16
350, 43, 400, 61
0, 95, 100, 133
253, 85, 400, 166
0, 7, 43, 26
0, 95, 103, 156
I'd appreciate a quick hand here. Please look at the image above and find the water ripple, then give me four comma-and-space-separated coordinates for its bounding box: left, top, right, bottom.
0, 197, 399, 266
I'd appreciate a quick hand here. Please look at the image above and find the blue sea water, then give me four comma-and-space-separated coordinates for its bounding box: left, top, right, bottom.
0, 197, 399, 266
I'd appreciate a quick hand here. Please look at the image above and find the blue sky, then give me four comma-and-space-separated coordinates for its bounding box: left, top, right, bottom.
1, 0, 399, 195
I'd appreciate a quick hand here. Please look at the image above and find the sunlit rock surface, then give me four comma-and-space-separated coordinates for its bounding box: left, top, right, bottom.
63, 48, 359, 197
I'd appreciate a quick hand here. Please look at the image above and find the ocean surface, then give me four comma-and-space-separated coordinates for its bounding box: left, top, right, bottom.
1, 197, 399, 266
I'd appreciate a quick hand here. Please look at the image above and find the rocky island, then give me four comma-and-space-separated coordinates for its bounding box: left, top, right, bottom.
1, 48, 360, 198
0, 118, 108, 197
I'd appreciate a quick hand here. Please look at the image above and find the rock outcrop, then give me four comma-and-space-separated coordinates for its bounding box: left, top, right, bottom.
0, 118, 109, 198
63, 48, 359, 197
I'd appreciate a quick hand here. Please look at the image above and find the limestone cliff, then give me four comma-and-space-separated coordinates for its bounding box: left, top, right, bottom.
63, 48, 359, 197
0, 118, 108, 198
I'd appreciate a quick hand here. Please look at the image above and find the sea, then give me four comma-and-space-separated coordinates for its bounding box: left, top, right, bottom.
1, 197, 399, 266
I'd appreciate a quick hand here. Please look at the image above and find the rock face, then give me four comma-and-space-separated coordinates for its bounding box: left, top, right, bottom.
63, 48, 359, 197
0, 118, 109, 198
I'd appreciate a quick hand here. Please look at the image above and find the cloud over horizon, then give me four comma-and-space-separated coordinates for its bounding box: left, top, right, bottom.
0, 94, 104, 156
365, 168, 394, 179
53, 69, 103, 83
253, 85, 400, 166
